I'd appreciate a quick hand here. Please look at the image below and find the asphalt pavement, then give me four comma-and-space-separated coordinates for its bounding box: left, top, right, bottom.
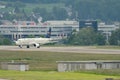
0, 46, 120, 54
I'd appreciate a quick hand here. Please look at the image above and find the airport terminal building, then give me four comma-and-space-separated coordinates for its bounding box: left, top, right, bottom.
0, 24, 73, 40
0, 20, 119, 41
0, 20, 78, 40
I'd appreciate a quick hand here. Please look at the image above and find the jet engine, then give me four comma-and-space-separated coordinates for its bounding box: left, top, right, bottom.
34, 43, 40, 48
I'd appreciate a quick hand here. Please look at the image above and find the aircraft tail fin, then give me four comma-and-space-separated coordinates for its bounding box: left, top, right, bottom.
46, 27, 51, 38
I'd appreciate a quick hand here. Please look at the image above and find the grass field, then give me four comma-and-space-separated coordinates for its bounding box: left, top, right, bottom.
95, 46, 120, 49
0, 70, 120, 80
0, 49, 120, 75
0, 50, 120, 70
0, 47, 120, 80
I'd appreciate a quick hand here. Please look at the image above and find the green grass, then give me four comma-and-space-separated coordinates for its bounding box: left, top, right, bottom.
0, 70, 120, 80
0, 50, 120, 70
0, 49, 120, 80
0, 50, 120, 73
95, 46, 120, 49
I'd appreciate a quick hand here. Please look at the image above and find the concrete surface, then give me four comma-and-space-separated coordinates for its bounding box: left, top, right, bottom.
0, 46, 120, 54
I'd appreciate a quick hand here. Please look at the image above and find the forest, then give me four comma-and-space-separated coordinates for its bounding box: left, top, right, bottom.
0, 0, 120, 22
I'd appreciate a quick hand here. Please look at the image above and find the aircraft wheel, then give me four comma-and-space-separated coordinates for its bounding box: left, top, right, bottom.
37, 46, 40, 48
19, 45, 22, 48
27, 45, 30, 48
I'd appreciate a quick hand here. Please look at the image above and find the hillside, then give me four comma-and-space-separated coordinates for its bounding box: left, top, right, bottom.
0, 1, 64, 12
0, 0, 120, 22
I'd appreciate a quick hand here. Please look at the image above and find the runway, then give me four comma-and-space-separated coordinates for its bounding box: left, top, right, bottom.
0, 46, 120, 54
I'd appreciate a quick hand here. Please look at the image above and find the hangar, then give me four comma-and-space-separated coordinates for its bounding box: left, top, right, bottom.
57, 60, 120, 72
1, 61, 29, 71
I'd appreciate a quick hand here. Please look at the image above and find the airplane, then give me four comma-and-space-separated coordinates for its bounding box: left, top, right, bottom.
15, 27, 61, 48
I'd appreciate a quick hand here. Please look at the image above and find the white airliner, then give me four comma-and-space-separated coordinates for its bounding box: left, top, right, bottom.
15, 37, 61, 48
15, 27, 61, 48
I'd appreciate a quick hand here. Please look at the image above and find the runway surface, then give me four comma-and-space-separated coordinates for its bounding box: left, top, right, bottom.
0, 46, 120, 54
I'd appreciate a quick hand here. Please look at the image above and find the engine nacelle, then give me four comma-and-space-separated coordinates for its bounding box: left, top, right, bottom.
34, 43, 40, 48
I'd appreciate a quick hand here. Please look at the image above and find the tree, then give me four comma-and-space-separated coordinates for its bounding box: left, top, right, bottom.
12, 1, 26, 8
69, 0, 120, 22
0, 35, 12, 45
14, 6, 21, 13
95, 32, 106, 45
109, 28, 120, 45
3, 38, 11, 45
33, 7, 48, 21
52, 7, 68, 20
67, 27, 105, 45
